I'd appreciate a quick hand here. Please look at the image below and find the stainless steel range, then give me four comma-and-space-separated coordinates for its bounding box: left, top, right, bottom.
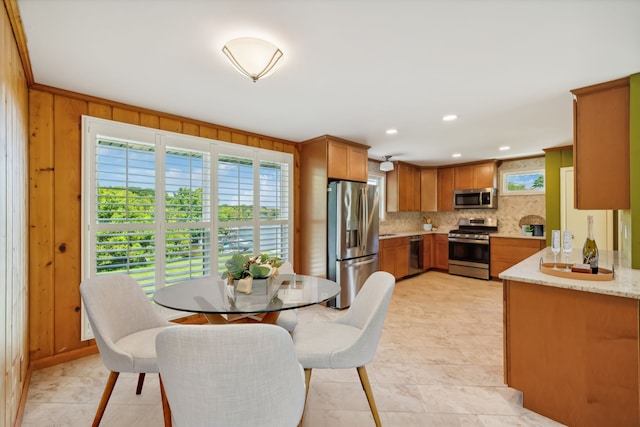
448, 218, 498, 280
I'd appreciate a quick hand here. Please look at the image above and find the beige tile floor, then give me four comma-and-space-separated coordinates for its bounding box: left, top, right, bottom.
21, 271, 565, 426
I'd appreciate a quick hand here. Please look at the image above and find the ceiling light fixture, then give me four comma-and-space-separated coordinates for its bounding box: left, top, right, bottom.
222, 37, 283, 82
380, 156, 394, 172
443, 114, 458, 121
499, 146, 511, 151
386, 129, 398, 135
452, 153, 462, 158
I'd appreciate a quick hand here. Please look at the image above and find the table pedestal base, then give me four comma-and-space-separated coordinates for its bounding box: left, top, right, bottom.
204, 311, 281, 325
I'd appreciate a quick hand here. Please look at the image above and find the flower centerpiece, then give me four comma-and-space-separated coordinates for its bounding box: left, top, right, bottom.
222, 253, 284, 294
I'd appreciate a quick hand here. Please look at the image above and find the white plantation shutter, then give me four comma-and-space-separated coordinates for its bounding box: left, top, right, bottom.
82, 116, 293, 333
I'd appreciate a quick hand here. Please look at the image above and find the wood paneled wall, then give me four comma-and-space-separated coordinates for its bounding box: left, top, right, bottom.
28, 84, 301, 365
1, 2, 30, 426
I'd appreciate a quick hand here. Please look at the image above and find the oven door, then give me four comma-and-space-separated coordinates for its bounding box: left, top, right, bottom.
448, 237, 490, 279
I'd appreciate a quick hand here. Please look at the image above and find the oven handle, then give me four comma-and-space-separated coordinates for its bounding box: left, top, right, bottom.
448, 237, 490, 245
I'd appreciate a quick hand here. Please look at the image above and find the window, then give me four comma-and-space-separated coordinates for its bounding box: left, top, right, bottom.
501, 169, 545, 195
368, 172, 386, 220
82, 116, 293, 330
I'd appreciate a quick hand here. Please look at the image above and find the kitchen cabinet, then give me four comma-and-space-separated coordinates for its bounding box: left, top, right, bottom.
433, 233, 449, 270
490, 237, 546, 278
437, 167, 455, 212
387, 162, 421, 212
420, 168, 437, 212
422, 234, 433, 270
379, 237, 409, 279
299, 135, 370, 277
454, 161, 497, 190
571, 77, 630, 209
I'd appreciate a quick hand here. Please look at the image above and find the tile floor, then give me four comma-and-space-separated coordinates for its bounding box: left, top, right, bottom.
21, 271, 565, 426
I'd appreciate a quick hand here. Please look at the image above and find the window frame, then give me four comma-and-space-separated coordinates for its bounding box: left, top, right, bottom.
81, 116, 294, 334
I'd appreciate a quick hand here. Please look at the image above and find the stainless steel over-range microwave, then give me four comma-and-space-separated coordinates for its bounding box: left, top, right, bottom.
453, 188, 498, 209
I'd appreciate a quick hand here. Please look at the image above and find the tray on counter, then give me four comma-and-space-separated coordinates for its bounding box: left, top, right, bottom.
538, 260, 614, 281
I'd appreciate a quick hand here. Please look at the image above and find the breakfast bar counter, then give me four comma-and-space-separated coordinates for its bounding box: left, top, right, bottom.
499, 248, 640, 427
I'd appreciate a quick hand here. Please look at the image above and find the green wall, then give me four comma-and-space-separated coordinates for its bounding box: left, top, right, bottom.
545, 148, 573, 246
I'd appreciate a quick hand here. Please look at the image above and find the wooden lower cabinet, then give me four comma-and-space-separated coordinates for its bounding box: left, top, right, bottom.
490, 237, 546, 278
433, 234, 449, 270
379, 237, 409, 280
422, 234, 433, 270
504, 280, 640, 426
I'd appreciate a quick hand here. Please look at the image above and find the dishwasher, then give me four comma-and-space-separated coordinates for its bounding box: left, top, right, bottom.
408, 235, 424, 276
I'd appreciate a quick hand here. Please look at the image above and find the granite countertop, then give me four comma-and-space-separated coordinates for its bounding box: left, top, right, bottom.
379, 229, 450, 239
499, 247, 640, 299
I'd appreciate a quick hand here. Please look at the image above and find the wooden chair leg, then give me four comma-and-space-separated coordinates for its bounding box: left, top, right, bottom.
357, 366, 382, 427
136, 373, 145, 395
298, 369, 312, 427
159, 374, 172, 427
92, 371, 119, 427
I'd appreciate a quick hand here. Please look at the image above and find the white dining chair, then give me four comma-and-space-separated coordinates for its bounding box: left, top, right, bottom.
156, 323, 306, 427
80, 274, 174, 427
292, 271, 395, 427
275, 260, 298, 331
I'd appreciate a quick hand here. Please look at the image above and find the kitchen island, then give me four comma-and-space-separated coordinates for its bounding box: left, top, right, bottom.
500, 248, 640, 427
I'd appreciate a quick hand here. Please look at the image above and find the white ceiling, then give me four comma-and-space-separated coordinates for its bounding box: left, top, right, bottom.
17, 0, 640, 166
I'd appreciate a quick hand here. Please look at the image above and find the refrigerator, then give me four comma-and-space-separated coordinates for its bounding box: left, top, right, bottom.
327, 181, 379, 309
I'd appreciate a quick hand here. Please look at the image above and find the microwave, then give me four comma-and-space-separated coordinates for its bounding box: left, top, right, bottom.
453, 188, 498, 209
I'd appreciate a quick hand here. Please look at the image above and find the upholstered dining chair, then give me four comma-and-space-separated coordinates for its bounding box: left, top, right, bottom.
275, 260, 298, 332
156, 323, 306, 427
79, 274, 174, 427
292, 270, 395, 427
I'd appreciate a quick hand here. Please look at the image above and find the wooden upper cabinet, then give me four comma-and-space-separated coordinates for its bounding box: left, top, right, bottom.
420, 168, 437, 212
454, 161, 497, 190
437, 167, 455, 211
387, 162, 420, 212
327, 138, 369, 182
571, 77, 630, 210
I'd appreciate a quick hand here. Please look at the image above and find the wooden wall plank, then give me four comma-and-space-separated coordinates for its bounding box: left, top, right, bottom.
259, 138, 274, 150
140, 112, 159, 128
199, 125, 218, 140
87, 102, 111, 120
28, 90, 56, 360
248, 135, 260, 147
53, 95, 88, 354
159, 116, 182, 133
218, 129, 231, 142
231, 132, 248, 145
112, 107, 140, 125
182, 122, 199, 136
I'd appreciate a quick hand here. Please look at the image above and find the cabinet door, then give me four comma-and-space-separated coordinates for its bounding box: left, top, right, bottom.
490, 237, 546, 278
437, 167, 455, 211
433, 234, 449, 269
420, 169, 437, 212
393, 245, 409, 279
572, 77, 629, 209
327, 141, 350, 180
348, 146, 368, 182
454, 165, 474, 190
423, 234, 433, 269
473, 162, 496, 188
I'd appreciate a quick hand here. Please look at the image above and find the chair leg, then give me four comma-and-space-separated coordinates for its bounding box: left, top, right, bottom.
159, 374, 172, 427
136, 373, 145, 394
298, 369, 312, 427
357, 366, 382, 427
92, 371, 119, 427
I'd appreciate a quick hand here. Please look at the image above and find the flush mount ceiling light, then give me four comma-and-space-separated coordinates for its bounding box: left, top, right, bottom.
452, 153, 462, 158
380, 156, 394, 172
222, 37, 283, 82
443, 114, 458, 121
385, 128, 398, 135
499, 145, 511, 151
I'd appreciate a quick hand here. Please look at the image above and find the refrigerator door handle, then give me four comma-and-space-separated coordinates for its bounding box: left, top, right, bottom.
346, 257, 377, 268
360, 187, 368, 253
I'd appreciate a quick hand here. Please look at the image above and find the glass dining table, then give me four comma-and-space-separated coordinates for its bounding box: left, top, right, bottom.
153, 274, 340, 324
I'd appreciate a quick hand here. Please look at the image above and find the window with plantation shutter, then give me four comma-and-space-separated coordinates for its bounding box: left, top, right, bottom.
82, 116, 293, 333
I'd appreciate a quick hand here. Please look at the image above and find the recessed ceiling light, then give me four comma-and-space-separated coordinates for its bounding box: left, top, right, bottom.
499, 146, 511, 151
385, 129, 398, 135
442, 114, 458, 122
452, 153, 462, 158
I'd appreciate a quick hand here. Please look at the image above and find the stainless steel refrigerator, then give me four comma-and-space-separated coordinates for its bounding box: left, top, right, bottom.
327, 181, 379, 309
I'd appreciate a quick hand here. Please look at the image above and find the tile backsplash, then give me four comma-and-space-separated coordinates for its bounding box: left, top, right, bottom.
373, 157, 546, 235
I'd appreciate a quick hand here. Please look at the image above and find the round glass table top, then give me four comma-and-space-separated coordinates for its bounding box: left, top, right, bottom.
153, 274, 340, 315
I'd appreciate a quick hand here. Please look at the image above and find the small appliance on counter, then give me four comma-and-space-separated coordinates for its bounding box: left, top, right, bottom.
531, 224, 544, 236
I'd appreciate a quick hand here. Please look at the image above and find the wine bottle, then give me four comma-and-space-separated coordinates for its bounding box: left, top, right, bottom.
582, 215, 599, 274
